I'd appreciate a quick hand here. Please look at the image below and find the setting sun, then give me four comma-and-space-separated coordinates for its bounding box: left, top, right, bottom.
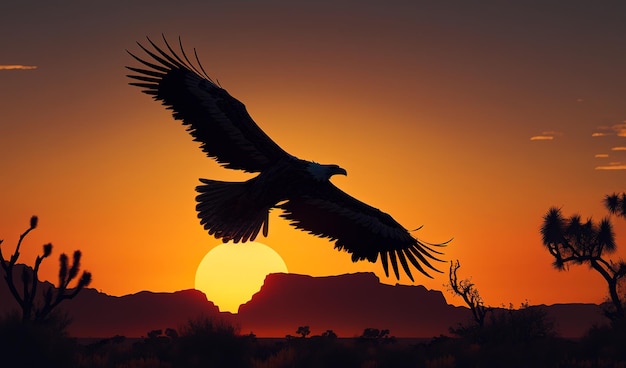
195, 242, 288, 313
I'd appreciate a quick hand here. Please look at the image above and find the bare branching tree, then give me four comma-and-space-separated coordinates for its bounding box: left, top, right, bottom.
0, 216, 92, 322
448, 260, 490, 327
541, 195, 626, 321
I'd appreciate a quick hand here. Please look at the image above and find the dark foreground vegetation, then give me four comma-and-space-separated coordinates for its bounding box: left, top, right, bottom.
0, 312, 625, 368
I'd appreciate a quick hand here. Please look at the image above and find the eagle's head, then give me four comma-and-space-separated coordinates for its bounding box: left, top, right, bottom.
307, 162, 347, 181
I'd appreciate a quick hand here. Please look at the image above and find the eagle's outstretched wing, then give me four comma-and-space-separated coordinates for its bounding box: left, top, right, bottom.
126, 36, 290, 173
278, 184, 448, 280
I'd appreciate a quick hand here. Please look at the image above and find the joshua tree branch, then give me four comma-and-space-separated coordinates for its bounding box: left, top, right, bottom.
1, 216, 92, 323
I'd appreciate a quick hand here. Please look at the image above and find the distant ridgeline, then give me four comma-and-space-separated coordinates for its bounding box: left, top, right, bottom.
0, 266, 607, 338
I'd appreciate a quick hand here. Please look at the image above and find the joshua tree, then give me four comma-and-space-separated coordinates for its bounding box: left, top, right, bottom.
448, 260, 490, 328
0, 216, 92, 322
540, 195, 626, 321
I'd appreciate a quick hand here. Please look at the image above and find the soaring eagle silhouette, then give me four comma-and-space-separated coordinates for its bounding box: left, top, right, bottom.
126, 36, 447, 280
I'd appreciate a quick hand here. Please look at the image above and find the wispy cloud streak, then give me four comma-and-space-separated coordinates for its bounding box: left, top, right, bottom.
530, 131, 563, 141
592, 123, 626, 137
0, 64, 37, 70
595, 163, 626, 170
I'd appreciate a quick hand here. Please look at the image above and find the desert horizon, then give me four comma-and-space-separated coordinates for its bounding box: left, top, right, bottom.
0, 263, 610, 339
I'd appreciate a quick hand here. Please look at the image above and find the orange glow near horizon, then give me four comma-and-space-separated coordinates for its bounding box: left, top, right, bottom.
1, 1, 626, 312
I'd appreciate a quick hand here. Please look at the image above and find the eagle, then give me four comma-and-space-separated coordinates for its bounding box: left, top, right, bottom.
126, 36, 448, 281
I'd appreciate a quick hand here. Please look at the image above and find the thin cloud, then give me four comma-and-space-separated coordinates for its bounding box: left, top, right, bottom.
0, 64, 37, 70
592, 123, 626, 137
530, 131, 563, 141
595, 163, 626, 170
595, 154, 609, 158
530, 135, 554, 141
541, 131, 564, 136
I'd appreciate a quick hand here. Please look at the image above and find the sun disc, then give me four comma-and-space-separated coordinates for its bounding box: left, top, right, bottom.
195, 241, 288, 313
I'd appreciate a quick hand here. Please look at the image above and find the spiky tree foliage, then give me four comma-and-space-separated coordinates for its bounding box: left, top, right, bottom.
0, 216, 92, 322
605, 192, 626, 219
541, 207, 626, 321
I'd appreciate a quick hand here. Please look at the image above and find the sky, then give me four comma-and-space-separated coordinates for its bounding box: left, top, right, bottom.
1, 0, 625, 311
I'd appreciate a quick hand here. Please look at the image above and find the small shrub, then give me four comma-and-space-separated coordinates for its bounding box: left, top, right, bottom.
172, 315, 250, 368
0, 312, 77, 368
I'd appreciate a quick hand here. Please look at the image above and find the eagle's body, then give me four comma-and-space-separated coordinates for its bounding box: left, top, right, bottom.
196, 159, 346, 244
127, 36, 447, 281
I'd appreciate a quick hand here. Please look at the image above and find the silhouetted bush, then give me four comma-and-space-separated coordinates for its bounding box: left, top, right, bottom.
0, 311, 77, 368
358, 327, 397, 345
445, 302, 565, 367
578, 318, 626, 362
171, 315, 250, 368
296, 325, 310, 338
451, 302, 555, 344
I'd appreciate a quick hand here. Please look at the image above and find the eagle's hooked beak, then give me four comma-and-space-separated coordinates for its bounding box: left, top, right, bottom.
333, 166, 347, 177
